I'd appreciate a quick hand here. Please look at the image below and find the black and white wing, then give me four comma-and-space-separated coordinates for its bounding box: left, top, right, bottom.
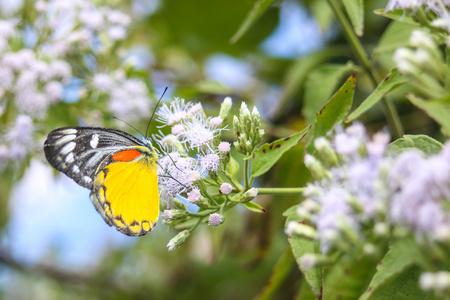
44, 127, 145, 189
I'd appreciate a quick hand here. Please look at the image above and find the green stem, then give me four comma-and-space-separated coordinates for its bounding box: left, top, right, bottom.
189, 217, 204, 233
257, 187, 304, 195
244, 159, 250, 190
326, 0, 404, 139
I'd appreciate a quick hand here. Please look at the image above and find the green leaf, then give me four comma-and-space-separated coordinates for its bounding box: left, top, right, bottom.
251, 126, 311, 178
342, 0, 364, 36
284, 207, 322, 299
407, 94, 450, 138
303, 63, 354, 125
360, 239, 430, 300
289, 236, 323, 300
306, 75, 355, 153
240, 201, 266, 213
323, 254, 380, 299
387, 135, 444, 157
230, 0, 277, 43
373, 9, 417, 25
279, 47, 349, 119
346, 69, 407, 123
374, 21, 419, 54
310, 0, 333, 32
283, 205, 302, 223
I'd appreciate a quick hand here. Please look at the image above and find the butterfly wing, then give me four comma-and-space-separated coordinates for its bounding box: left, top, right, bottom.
91, 156, 159, 236
44, 127, 146, 189
44, 127, 160, 236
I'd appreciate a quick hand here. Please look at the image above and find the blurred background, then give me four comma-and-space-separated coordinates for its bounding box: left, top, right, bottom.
0, 0, 443, 299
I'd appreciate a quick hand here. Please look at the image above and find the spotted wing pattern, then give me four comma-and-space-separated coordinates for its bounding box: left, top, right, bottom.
44, 126, 160, 236
44, 127, 145, 189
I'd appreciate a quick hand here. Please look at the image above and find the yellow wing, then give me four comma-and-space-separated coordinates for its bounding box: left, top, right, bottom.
90, 155, 159, 236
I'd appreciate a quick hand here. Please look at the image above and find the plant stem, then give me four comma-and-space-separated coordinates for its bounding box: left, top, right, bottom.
326, 0, 404, 139
244, 159, 250, 190
257, 187, 304, 194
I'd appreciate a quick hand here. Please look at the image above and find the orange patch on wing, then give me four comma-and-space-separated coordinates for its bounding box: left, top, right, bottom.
112, 149, 141, 162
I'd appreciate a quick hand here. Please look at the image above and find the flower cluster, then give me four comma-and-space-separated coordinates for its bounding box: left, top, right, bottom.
386, 0, 450, 33
154, 97, 235, 249
288, 123, 450, 255
393, 30, 447, 99
0, 0, 148, 168
92, 70, 154, 121
156, 97, 264, 251
0, 48, 71, 118
33, 0, 131, 57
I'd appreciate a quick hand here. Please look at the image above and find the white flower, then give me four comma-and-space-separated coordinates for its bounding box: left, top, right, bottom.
92, 73, 114, 92
79, 9, 104, 30
106, 10, 131, 26
0, 66, 14, 89
200, 153, 220, 172
107, 25, 126, 40
15, 90, 49, 119
44, 81, 64, 103
0, 19, 18, 40
179, 115, 223, 151
5, 115, 34, 161
158, 153, 199, 197
50, 60, 72, 84
156, 98, 191, 126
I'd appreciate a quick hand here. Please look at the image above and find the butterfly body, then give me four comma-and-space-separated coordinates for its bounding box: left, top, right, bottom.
44, 127, 159, 236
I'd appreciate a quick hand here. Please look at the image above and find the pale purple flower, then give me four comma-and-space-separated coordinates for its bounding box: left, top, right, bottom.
219, 182, 232, 195
388, 145, 450, 239
153, 132, 180, 151
32, 60, 51, 81
189, 103, 203, 115
209, 116, 223, 127
200, 153, 220, 172
14, 70, 38, 91
314, 187, 359, 253
208, 213, 223, 227
218, 141, 231, 154
187, 188, 201, 203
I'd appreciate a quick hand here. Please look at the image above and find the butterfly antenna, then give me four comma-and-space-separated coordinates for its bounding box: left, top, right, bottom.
112, 116, 145, 137
146, 87, 168, 138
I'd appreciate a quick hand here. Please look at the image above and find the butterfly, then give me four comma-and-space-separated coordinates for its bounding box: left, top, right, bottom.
44, 126, 160, 236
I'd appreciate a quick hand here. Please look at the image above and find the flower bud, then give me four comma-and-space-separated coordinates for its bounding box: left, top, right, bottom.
304, 154, 329, 181
285, 221, 317, 239
240, 188, 258, 203
167, 230, 190, 251
219, 97, 232, 120
163, 209, 188, 222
